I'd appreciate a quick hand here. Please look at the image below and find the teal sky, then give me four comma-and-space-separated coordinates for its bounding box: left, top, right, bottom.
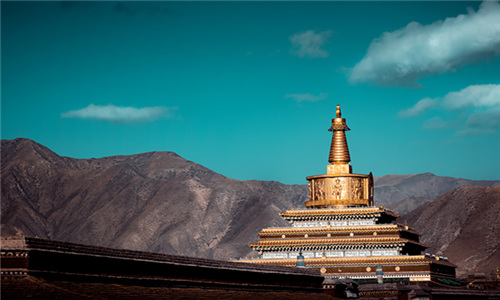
2, 1, 500, 184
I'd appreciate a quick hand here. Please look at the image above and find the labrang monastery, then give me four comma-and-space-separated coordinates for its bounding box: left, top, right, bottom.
239, 105, 457, 284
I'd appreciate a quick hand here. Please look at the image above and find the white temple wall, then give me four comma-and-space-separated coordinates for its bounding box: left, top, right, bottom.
261, 248, 400, 259
292, 219, 375, 228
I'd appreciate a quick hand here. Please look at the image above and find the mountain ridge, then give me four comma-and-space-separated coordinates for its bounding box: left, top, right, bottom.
1, 138, 307, 260
374, 172, 499, 214
2, 138, 499, 277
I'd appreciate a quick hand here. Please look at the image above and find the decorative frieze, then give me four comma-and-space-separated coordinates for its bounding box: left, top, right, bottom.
305, 174, 373, 207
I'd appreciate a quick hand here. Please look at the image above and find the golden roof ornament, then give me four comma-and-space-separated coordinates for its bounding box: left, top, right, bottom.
328, 105, 351, 165
305, 105, 374, 208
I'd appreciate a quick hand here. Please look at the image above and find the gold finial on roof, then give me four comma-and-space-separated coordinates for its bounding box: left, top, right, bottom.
328, 105, 351, 164
329, 105, 350, 132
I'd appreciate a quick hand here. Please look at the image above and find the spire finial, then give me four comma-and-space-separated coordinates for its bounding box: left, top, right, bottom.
328, 105, 351, 165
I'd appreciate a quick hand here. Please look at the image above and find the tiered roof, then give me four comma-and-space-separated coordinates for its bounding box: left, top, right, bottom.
257, 224, 420, 237
244, 255, 456, 268
280, 207, 399, 220
250, 237, 428, 251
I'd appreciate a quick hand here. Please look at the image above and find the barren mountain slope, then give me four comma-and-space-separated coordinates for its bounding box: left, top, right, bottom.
402, 185, 500, 277
374, 173, 499, 214
3, 138, 500, 277
1, 138, 307, 260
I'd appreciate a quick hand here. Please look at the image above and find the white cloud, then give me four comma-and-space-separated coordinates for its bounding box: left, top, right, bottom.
349, 1, 500, 86
398, 97, 439, 117
290, 30, 332, 58
401, 84, 500, 135
285, 93, 328, 103
442, 84, 500, 109
61, 104, 173, 123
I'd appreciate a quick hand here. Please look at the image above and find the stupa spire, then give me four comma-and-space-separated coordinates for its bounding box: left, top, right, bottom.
328, 105, 351, 174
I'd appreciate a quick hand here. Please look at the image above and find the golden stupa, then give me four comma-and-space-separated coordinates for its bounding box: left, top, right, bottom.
306, 105, 373, 208
239, 105, 457, 284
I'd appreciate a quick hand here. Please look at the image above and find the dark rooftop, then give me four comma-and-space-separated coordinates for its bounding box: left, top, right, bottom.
1, 236, 338, 299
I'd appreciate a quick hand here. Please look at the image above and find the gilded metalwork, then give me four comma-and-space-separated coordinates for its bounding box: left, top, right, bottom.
327, 163, 350, 174
368, 172, 374, 204
351, 178, 363, 200
314, 179, 326, 201
305, 174, 373, 207
258, 224, 402, 236
281, 206, 385, 215
279, 206, 399, 219
328, 105, 350, 132
331, 178, 345, 199
328, 131, 351, 163
249, 236, 429, 249
306, 106, 375, 207
328, 105, 351, 164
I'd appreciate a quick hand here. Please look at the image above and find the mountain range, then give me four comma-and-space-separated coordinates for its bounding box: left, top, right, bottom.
374, 173, 499, 214
2, 138, 499, 277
